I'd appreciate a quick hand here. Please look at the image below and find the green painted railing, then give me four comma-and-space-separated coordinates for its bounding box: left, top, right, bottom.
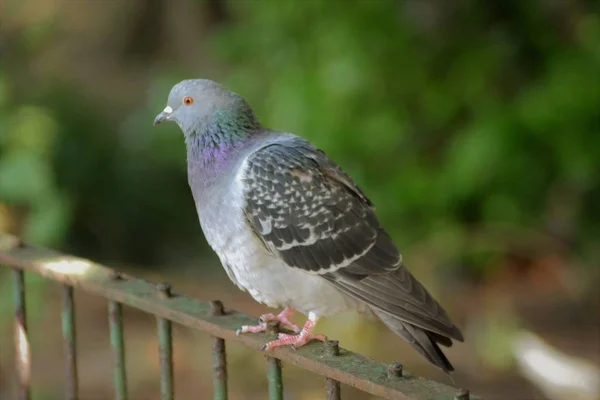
0, 234, 480, 400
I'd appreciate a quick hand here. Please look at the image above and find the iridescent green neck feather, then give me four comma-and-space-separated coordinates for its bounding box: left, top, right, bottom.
185, 97, 262, 169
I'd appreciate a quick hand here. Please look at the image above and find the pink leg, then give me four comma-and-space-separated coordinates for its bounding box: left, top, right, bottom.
236, 307, 301, 335
262, 312, 327, 351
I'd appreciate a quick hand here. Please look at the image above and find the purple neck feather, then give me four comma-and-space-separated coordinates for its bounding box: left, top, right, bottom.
186, 128, 241, 173
185, 112, 260, 183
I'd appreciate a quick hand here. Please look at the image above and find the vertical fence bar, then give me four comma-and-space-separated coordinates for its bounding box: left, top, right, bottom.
324, 340, 341, 400
108, 300, 127, 400
265, 321, 283, 400
325, 378, 341, 400
157, 318, 173, 400
210, 301, 228, 400
62, 285, 78, 400
156, 284, 174, 400
12, 269, 31, 400
266, 357, 283, 400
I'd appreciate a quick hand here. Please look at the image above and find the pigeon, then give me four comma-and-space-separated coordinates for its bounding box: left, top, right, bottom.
154, 79, 464, 373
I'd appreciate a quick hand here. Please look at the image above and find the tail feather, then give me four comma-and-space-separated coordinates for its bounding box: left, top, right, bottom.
428, 331, 453, 348
372, 308, 455, 373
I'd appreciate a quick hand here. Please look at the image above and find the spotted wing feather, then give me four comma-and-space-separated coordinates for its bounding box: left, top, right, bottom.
241, 138, 463, 345
242, 140, 394, 274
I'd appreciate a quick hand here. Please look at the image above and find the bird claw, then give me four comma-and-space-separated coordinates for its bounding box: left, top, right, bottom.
237, 308, 300, 335
243, 309, 325, 352
258, 313, 277, 324
237, 322, 267, 334
261, 332, 327, 351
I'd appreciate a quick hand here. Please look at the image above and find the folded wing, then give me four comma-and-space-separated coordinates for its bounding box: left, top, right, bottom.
241, 138, 463, 359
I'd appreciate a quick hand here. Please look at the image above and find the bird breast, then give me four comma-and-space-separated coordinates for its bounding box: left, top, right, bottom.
190, 156, 362, 317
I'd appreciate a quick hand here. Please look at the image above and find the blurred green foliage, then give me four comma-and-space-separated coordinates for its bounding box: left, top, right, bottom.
1, 0, 599, 276
216, 1, 600, 275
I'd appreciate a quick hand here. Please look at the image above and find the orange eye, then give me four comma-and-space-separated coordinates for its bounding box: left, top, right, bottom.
183, 96, 194, 106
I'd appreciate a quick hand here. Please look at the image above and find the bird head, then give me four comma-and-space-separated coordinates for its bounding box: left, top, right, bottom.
153, 79, 259, 136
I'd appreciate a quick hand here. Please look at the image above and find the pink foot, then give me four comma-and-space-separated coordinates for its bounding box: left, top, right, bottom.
236, 307, 301, 335
261, 312, 327, 351
262, 331, 327, 351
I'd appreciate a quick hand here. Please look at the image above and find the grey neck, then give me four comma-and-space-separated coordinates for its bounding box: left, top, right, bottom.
185, 114, 261, 186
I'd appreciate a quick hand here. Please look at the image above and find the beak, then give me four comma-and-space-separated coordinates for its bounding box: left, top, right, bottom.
153, 106, 174, 126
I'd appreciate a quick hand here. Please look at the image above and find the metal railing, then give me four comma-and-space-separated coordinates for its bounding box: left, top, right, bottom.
0, 233, 479, 400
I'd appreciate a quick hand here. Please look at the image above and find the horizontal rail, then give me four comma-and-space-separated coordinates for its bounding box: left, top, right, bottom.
0, 234, 479, 400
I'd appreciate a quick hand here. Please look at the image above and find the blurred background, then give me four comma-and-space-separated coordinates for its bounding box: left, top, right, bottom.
1, 1, 599, 399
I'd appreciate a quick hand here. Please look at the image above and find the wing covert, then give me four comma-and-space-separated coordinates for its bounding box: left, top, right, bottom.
242, 140, 401, 275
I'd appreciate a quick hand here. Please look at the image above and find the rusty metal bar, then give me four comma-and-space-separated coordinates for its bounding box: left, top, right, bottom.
266, 357, 283, 400
12, 268, 31, 400
264, 321, 283, 400
0, 234, 482, 400
326, 378, 341, 400
211, 335, 228, 400
210, 301, 228, 400
156, 284, 174, 400
62, 284, 78, 400
324, 340, 341, 400
157, 318, 173, 400
108, 300, 128, 400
